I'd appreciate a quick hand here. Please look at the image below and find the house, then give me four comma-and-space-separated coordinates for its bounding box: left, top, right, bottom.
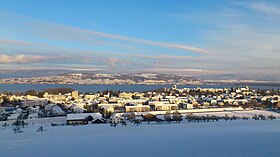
27, 106, 40, 119
67, 113, 106, 125
179, 103, 193, 110
111, 113, 123, 124
7, 108, 23, 120
45, 93, 66, 101
22, 98, 48, 107
119, 99, 147, 105
28, 113, 39, 119
68, 104, 85, 113
125, 105, 150, 112
92, 117, 107, 124
7, 113, 21, 120
154, 103, 178, 111
45, 104, 65, 116
98, 103, 123, 113
84, 94, 98, 100
27, 106, 40, 113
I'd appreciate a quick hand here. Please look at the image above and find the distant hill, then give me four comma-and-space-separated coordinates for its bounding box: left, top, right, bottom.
0, 72, 202, 85
1, 69, 279, 86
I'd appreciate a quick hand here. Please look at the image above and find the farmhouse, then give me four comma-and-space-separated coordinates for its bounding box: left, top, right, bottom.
111, 113, 124, 124
67, 113, 106, 125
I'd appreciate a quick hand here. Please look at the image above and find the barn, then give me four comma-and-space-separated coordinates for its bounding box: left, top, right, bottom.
67, 113, 106, 125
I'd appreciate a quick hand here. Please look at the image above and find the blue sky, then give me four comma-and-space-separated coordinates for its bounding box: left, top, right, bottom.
0, 0, 279, 75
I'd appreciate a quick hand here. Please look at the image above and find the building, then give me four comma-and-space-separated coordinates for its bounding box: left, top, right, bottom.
84, 94, 98, 100
27, 106, 40, 119
7, 108, 24, 120
125, 105, 150, 112
7, 113, 21, 120
22, 98, 48, 107
28, 113, 39, 119
154, 103, 178, 111
45, 93, 66, 101
179, 103, 193, 110
111, 113, 124, 124
119, 99, 147, 105
45, 104, 65, 116
66, 113, 106, 125
98, 103, 124, 113
72, 90, 79, 100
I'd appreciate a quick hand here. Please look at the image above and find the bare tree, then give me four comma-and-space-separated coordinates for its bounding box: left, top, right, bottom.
164, 111, 172, 124
172, 110, 183, 123
268, 115, 276, 120
13, 126, 23, 133
36, 126, 46, 132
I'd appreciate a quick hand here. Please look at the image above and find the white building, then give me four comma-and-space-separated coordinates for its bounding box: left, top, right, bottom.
22, 98, 48, 107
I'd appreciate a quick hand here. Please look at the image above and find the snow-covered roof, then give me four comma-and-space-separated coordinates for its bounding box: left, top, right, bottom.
67, 113, 102, 120
28, 113, 38, 118
98, 103, 123, 107
7, 113, 20, 120
125, 105, 150, 109
13, 108, 23, 114
154, 103, 178, 107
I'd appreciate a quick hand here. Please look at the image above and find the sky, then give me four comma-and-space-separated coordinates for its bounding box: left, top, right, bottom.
0, 0, 279, 75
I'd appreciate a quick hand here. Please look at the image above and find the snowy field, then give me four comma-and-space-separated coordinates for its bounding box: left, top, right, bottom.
1, 118, 280, 157
191, 110, 280, 118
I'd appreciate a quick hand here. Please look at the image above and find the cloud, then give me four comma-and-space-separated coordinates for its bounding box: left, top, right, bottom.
0, 39, 54, 48
154, 61, 172, 68
0, 12, 210, 72
0, 12, 208, 54
141, 68, 211, 76
107, 57, 131, 68
245, 2, 280, 14
133, 54, 198, 60
0, 54, 62, 64
170, 2, 280, 73
1, 6, 279, 75
81, 29, 208, 53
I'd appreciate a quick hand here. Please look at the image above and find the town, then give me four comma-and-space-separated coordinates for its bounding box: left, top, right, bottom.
1, 85, 279, 131
1, 0, 279, 156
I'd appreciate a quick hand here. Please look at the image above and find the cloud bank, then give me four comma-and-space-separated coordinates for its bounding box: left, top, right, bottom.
0, 54, 62, 64
0, 1, 279, 75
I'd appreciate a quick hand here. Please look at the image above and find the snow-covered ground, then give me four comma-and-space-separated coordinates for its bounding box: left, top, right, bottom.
191, 110, 280, 118
1, 118, 280, 157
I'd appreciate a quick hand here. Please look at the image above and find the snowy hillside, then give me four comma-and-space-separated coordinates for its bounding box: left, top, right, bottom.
1, 119, 280, 157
